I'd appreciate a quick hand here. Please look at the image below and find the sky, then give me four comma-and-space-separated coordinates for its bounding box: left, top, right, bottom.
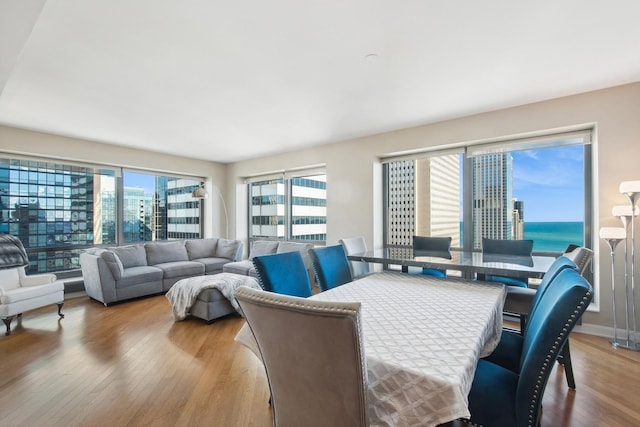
511, 145, 584, 222
124, 172, 156, 194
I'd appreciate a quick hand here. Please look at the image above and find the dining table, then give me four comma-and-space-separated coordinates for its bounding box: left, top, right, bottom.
347, 247, 557, 280
234, 271, 507, 427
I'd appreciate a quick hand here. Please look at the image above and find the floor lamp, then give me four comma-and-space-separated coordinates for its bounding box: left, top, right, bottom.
619, 181, 640, 350
192, 184, 229, 239
600, 226, 627, 348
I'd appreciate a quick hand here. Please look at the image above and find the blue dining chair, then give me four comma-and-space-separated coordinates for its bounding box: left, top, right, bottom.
410, 235, 452, 277
465, 268, 593, 427
309, 245, 353, 292
252, 251, 313, 297
480, 237, 534, 287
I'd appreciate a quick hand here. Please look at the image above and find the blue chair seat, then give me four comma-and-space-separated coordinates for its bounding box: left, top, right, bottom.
484, 274, 528, 288
468, 359, 519, 426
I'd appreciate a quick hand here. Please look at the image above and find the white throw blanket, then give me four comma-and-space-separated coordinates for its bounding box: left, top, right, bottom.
166, 273, 261, 321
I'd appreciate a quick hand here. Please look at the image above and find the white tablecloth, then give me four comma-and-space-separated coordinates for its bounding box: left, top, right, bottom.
235, 271, 506, 427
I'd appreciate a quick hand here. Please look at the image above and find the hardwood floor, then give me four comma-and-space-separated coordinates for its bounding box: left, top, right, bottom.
1, 294, 639, 427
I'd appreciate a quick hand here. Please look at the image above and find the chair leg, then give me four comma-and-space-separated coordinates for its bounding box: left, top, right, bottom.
519, 314, 527, 335
57, 302, 65, 318
3, 316, 15, 336
558, 340, 576, 389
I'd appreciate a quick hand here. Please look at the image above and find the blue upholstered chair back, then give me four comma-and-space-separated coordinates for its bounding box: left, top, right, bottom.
252, 251, 313, 297
527, 256, 577, 320
309, 245, 353, 292
412, 236, 452, 258
481, 238, 534, 287
516, 268, 592, 424
411, 236, 451, 277
482, 237, 533, 257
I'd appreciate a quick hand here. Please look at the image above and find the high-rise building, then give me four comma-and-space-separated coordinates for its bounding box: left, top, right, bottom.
512, 199, 525, 240
471, 153, 514, 247
249, 175, 326, 241
387, 155, 460, 247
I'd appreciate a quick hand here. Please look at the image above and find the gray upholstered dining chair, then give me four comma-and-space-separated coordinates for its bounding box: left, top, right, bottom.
235, 286, 369, 427
309, 245, 353, 292
465, 267, 593, 426
339, 236, 370, 278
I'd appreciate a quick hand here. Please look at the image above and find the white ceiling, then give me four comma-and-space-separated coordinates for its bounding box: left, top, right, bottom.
1, 1, 639, 163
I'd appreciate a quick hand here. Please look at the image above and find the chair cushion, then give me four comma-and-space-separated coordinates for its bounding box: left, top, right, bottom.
112, 245, 148, 268
0, 281, 64, 304
185, 238, 218, 260
145, 241, 189, 265
468, 359, 518, 426
249, 240, 279, 259
485, 274, 528, 288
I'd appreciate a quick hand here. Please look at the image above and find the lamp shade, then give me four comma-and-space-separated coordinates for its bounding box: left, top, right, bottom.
612, 205, 640, 217
192, 186, 208, 199
620, 181, 640, 195
599, 227, 627, 240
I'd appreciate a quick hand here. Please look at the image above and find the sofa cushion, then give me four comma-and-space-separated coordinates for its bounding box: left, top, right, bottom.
193, 257, 230, 274
112, 245, 148, 268
186, 238, 218, 260
222, 260, 254, 276
154, 261, 205, 279
146, 241, 189, 265
116, 266, 164, 288
215, 238, 241, 260
101, 250, 124, 279
249, 241, 279, 259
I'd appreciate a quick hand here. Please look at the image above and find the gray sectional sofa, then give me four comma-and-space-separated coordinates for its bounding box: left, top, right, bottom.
80, 238, 243, 306
223, 240, 316, 286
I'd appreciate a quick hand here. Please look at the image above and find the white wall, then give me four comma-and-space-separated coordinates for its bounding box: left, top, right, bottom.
228, 81, 640, 330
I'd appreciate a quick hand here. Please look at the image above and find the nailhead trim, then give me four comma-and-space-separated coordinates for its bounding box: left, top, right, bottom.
526, 290, 591, 426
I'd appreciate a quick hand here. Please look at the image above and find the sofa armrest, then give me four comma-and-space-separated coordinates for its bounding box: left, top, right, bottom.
80, 251, 117, 305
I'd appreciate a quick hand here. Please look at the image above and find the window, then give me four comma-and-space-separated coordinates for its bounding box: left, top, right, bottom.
122, 171, 202, 242
248, 171, 326, 243
383, 130, 592, 254
0, 156, 203, 274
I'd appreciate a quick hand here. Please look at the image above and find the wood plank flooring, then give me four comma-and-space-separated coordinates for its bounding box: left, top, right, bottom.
1, 294, 639, 426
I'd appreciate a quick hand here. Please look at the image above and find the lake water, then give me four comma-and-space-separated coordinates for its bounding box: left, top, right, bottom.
525, 221, 584, 252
